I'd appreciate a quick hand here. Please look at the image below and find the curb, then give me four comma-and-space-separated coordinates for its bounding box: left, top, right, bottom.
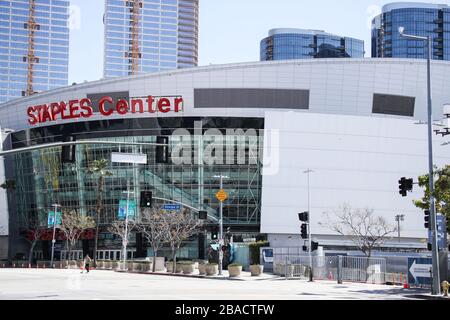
405, 294, 450, 300
114, 270, 246, 281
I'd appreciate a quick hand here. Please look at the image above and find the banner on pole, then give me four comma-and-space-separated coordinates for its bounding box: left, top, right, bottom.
47, 211, 62, 227
118, 200, 136, 220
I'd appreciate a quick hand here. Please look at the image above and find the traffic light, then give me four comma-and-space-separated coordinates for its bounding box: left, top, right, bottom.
298, 211, 309, 222
198, 211, 207, 220
405, 179, 413, 192
424, 209, 430, 229
311, 241, 319, 251
156, 136, 169, 163
211, 226, 218, 240
140, 191, 152, 208
300, 223, 308, 239
398, 177, 413, 197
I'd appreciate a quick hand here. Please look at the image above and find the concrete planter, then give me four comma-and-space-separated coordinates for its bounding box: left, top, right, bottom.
175, 263, 183, 274
205, 264, 218, 276
198, 264, 207, 275
69, 260, 79, 269
181, 263, 195, 274
96, 261, 104, 269
166, 262, 174, 273
111, 261, 120, 270
141, 262, 153, 272
228, 265, 242, 277
132, 262, 141, 272
104, 261, 111, 270
250, 265, 264, 276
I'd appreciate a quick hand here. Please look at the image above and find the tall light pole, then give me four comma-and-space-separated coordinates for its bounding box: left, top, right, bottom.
399, 27, 441, 295
304, 169, 313, 281
121, 178, 133, 271
395, 214, 405, 243
50, 203, 61, 268
213, 174, 229, 276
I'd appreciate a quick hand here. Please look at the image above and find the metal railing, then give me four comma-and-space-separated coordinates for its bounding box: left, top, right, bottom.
273, 254, 387, 285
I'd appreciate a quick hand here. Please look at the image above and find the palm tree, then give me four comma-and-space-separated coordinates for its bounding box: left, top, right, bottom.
87, 159, 112, 267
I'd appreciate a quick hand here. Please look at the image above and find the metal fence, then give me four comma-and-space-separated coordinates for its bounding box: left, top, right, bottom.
273, 254, 388, 285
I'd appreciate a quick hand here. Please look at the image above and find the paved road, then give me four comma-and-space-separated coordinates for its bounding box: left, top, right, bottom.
0, 269, 422, 300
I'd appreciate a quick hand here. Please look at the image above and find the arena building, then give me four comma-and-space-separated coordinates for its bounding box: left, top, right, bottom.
0, 58, 449, 261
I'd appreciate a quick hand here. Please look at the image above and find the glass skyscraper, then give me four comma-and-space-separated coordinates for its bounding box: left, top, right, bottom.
103, 0, 199, 78
260, 28, 365, 61
372, 2, 450, 60
0, 0, 69, 103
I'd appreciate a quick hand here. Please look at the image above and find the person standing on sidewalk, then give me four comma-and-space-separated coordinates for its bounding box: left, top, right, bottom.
81, 254, 91, 274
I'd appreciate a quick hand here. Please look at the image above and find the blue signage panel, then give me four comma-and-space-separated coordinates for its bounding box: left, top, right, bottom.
47, 211, 62, 227
118, 200, 136, 220
428, 215, 447, 250
408, 257, 432, 286
163, 204, 181, 211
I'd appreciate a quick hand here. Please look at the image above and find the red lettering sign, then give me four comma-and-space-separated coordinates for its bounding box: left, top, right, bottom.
27, 95, 183, 126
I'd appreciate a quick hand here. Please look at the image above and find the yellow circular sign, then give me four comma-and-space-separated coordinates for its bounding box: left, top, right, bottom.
215, 189, 228, 202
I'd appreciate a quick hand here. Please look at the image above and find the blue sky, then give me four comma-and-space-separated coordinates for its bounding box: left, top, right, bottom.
68, 0, 449, 84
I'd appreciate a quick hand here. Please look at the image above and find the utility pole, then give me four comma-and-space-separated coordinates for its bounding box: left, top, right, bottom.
50, 203, 61, 268
213, 175, 229, 276
121, 178, 133, 271
304, 169, 313, 281
399, 28, 441, 295
395, 214, 405, 243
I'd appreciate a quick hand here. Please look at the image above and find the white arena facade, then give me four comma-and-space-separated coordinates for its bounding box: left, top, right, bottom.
0, 58, 449, 260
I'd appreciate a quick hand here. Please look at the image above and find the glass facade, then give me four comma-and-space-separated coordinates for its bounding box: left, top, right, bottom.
0, 0, 69, 103
103, 0, 198, 78
260, 29, 364, 61
9, 117, 263, 258
372, 4, 450, 60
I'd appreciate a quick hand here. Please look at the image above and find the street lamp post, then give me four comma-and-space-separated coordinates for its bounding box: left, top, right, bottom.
213, 174, 229, 276
304, 169, 313, 281
399, 27, 441, 295
121, 178, 133, 271
50, 203, 61, 268
395, 214, 405, 243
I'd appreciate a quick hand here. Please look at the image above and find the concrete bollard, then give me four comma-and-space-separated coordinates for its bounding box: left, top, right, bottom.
29, 263, 31, 268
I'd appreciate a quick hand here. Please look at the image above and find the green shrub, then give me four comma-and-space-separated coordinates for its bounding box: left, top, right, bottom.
249, 240, 270, 265
207, 263, 218, 266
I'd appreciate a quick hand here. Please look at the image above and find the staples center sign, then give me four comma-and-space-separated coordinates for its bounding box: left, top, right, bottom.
27, 95, 184, 125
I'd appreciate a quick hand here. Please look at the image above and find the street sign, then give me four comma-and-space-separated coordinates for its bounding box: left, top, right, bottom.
118, 200, 136, 220
47, 211, 62, 227
215, 189, 228, 202
428, 215, 447, 250
408, 257, 432, 286
163, 204, 181, 211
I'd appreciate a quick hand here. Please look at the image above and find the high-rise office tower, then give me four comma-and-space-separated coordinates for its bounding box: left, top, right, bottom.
260, 29, 364, 61
0, 0, 69, 103
103, 0, 199, 78
372, 2, 450, 60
